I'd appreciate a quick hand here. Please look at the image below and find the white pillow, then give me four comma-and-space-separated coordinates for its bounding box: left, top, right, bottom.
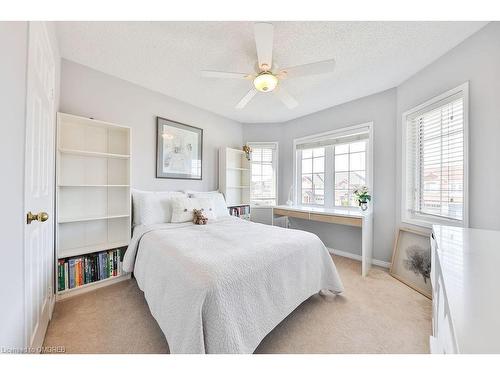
132, 189, 186, 226
171, 197, 217, 223
186, 191, 230, 218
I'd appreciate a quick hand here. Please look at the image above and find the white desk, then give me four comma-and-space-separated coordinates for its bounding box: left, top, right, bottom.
272, 205, 374, 276
431, 225, 500, 353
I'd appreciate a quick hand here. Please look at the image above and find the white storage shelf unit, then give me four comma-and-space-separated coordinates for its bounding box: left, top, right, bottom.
56, 113, 131, 260
219, 147, 250, 206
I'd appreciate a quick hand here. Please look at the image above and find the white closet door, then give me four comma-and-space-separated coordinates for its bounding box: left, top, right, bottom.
24, 21, 56, 349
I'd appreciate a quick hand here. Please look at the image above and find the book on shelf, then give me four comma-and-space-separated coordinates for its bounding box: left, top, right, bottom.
77, 258, 82, 287
68, 259, 75, 289
64, 262, 68, 290
57, 248, 125, 292
73, 258, 77, 288
57, 260, 64, 292
113, 250, 117, 277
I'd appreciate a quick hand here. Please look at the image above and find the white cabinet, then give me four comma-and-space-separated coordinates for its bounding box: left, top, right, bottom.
56, 113, 131, 258
219, 147, 250, 206
431, 225, 500, 354
430, 242, 457, 354
55, 113, 131, 297
430, 231, 459, 354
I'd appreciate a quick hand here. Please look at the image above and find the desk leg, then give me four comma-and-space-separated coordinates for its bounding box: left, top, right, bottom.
271, 212, 288, 228
361, 212, 374, 277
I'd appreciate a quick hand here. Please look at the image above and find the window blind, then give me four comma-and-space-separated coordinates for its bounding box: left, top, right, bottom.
249, 143, 277, 206
406, 93, 464, 221
296, 130, 369, 150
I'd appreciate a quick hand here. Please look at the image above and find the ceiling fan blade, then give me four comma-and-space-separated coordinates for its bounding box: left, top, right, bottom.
236, 88, 258, 109
279, 59, 336, 79
275, 86, 298, 109
254, 22, 274, 71
201, 70, 253, 80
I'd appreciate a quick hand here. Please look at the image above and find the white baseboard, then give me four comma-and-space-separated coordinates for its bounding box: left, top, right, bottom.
327, 248, 391, 269
373, 258, 391, 269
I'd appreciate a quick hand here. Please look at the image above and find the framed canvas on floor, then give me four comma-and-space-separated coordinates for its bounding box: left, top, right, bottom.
390, 227, 432, 299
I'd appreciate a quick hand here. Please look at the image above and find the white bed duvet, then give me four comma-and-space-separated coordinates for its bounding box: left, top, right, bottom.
123, 216, 344, 354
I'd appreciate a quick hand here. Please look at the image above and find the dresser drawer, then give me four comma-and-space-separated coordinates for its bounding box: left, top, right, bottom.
430, 315, 456, 354
434, 272, 444, 336
432, 270, 458, 354
440, 315, 457, 354
309, 213, 361, 227
434, 304, 457, 353
430, 232, 437, 288
429, 335, 441, 354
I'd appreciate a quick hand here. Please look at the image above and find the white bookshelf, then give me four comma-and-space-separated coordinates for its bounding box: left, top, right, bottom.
219, 147, 250, 206
56, 113, 131, 298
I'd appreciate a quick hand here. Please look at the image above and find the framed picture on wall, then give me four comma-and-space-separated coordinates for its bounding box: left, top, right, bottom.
156, 117, 203, 180
390, 227, 432, 299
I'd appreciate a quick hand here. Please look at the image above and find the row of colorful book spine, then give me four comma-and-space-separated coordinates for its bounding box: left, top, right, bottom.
57, 248, 124, 291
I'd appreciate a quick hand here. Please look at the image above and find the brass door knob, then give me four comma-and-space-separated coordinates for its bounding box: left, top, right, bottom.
27, 211, 49, 224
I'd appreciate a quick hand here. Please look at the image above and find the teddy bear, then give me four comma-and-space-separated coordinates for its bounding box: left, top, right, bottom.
193, 208, 208, 225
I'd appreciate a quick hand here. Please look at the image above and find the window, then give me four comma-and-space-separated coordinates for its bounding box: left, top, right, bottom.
301, 147, 325, 205
295, 123, 372, 208
334, 141, 367, 206
249, 142, 278, 206
402, 83, 468, 227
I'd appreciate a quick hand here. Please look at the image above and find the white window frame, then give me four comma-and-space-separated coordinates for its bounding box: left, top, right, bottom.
292, 122, 374, 208
248, 141, 279, 207
401, 82, 469, 228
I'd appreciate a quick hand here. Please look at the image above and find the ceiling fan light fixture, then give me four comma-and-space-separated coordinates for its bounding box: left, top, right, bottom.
253, 72, 278, 92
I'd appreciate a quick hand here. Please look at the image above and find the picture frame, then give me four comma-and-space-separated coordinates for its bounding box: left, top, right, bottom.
390, 227, 432, 299
156, 116, 203, 180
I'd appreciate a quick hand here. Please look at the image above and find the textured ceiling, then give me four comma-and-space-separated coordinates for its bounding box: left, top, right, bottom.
56, 21, 487, 123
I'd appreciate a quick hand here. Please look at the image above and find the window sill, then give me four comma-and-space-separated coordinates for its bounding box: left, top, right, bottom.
402, 214, 466, 229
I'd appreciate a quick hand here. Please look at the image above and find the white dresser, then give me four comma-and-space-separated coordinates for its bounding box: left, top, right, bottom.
431, 225, 500, 353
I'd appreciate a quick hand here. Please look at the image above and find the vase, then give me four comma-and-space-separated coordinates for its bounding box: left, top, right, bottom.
359, 201, 368, 211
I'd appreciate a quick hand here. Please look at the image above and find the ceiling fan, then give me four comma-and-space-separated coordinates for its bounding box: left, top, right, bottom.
201, 22, 336, 110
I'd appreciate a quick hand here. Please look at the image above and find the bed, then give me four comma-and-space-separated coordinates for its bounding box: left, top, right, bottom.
123, 214, 344, 354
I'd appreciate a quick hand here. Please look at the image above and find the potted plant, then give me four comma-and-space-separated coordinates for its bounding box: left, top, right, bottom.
353, 186, 371, 211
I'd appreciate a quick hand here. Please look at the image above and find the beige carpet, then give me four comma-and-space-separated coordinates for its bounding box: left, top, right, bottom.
43, 255, 431, 354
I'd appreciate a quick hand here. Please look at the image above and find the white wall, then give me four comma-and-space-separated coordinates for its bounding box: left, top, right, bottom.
0, 21, 60, 348
396, 22, 500, 231
244, 89, 397, 263
60, 60, 243, 192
